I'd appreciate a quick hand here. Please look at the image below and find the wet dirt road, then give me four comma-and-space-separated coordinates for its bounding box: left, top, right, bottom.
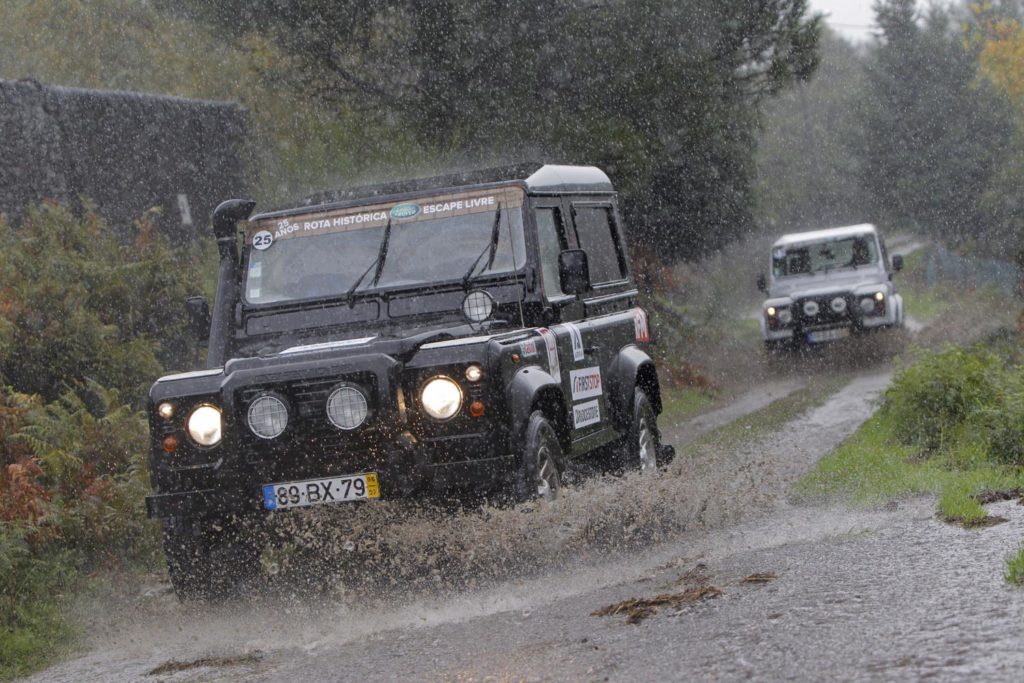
28, 365, 952, 683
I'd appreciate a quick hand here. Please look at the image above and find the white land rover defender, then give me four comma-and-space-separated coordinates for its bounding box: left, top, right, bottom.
756, 224, 905, 350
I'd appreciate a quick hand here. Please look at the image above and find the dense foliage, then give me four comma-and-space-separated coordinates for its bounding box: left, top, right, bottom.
0, 207, 201, 678
882, 340, 1024, 466
758, 0, 1024, 254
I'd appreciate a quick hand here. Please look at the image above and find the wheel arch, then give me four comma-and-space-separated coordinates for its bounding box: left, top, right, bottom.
607, 345, 662, 432
507, 366, 569, 451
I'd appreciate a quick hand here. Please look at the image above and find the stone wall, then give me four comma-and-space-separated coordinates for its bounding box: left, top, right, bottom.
0, 79, 247, 243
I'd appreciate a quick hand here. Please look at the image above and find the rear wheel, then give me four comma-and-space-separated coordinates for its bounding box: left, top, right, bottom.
620, 389, 662, 473
515, 411, 563, 502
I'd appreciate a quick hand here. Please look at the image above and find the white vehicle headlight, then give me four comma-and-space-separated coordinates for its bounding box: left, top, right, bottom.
830, 297, 847, 313
421, 376, 463, 420
247, 395, 288, 439
327, 384, 369, 430
187, 404, 223, 446
803, 300, 820, 316
777, 308, 793, 324
860, 297, 876, 313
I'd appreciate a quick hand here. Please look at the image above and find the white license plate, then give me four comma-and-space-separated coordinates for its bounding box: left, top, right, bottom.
262, 472, 380, 511
807, 328, 849, 343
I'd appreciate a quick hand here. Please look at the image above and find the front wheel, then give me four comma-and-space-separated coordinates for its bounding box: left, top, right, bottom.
162, 518, 262, 602
515, 411, 563, 502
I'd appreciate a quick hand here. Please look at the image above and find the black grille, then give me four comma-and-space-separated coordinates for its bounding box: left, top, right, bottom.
795, 294, 855, 326
237, 372, 381, 463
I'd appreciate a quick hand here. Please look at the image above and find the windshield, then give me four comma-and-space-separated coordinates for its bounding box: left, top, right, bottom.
772, 235, 878, 278
244, 186, 526, 305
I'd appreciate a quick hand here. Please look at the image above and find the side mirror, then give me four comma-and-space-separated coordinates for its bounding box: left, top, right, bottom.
756, 273, 767, 293
558, 249, 591, 296
892, 255, 904, 272
185, 296, 211, 344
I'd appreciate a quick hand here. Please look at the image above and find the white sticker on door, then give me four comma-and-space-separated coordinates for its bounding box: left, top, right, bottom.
538, 328, 560, 378
563, 323, 585, 361
573, 399, 601, 429
569, 367, 603, 401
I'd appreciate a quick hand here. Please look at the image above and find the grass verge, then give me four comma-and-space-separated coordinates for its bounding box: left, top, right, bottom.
1006, 546, 1024, 585
678, 373, 850, 458
796, 337, 1024, 582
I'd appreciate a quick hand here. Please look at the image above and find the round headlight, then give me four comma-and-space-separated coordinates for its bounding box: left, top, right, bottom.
874, 291, 885, 301
766, 306, 777, 316
777, 308, 793, 324
247, 395, 288, 439
187, 405, 223, 447
327, 384, 368, 430
803, 300, 820, 317
830, 297, 847, 314
421, 376, 463, 420
860, 297, 876, 313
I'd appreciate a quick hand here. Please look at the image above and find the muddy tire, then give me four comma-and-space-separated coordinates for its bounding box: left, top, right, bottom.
619, 389, 662, 473
514, 411, 563, 502
163, 518, 261, 602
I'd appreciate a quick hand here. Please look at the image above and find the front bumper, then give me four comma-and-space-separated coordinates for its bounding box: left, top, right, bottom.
146, 439, 516, 520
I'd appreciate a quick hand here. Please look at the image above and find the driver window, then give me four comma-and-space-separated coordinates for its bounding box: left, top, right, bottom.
535, 208, 566, 298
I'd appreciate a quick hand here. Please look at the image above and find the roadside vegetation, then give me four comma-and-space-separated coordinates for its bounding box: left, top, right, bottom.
0, 207, 203, 679
797, 335, 1024, 578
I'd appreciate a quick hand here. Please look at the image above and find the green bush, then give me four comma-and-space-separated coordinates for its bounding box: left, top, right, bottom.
0, 204, 198, 676
881, 345, 1003, 451
0, 205, 203, 404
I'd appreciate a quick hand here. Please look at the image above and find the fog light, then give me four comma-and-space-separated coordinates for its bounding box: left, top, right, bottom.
247, 395, 289, 439
421, 376, 462, 420
157, 402, 174, 420
465, 365, 483, 382
830, 297, 847, 313
186, 405, 222, 447
327, 384, 369, 430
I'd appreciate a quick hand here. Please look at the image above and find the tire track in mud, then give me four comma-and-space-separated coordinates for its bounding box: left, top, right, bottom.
30, 366, 893, 683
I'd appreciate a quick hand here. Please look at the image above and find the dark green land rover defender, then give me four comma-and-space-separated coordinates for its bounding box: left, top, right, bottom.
146, 164, 672, 599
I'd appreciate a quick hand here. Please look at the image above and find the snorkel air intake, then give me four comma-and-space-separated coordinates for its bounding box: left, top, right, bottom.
207, 199, 256, 368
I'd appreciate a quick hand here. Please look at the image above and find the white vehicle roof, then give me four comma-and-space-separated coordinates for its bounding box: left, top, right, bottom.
772, 223, 877, 248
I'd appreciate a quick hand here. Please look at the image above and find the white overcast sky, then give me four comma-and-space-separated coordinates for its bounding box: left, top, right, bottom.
809, 0, 877, 43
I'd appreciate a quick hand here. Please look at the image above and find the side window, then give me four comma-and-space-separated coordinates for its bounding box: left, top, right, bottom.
535, 207, 566, 298
573, 205, 626, 284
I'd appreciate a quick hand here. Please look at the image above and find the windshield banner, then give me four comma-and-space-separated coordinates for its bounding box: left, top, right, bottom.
246, 186, 525, 248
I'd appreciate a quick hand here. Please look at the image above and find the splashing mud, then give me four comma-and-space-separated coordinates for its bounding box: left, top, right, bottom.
29, 367, 893, 683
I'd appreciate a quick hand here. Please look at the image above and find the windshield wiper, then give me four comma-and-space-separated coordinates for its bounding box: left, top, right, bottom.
345, 217, 392, 307
462, 204, 502, 289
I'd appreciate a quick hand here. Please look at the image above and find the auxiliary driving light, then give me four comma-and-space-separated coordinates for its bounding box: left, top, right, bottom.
860, 297, 876, 313
421, 376, 463, 420
247, 394, 289, 439
327, 384, 369, 430
187, 405, 223, 447
777, 308, 793, 325
465, 364, 483, 382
